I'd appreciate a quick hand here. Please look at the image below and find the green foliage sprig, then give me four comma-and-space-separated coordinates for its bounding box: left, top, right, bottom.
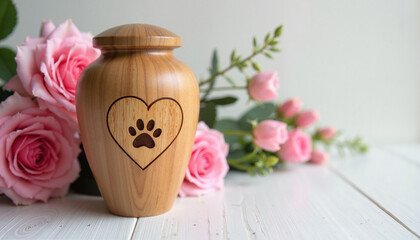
199, 25, 283, 128
198, 26, 368, 176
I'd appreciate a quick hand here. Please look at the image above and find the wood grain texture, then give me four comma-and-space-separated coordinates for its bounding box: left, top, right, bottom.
1, 146, 418, 239
385, 143, 420, 166
107, 97, 183, 170
76, 24, 199, 217
330, 148, 420, 237
0, 194, 136, 240
93, 24, 182, 50
132, 165, 416, 239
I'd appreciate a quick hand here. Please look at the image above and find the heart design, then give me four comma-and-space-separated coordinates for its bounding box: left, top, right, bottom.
107, 97, 183, 170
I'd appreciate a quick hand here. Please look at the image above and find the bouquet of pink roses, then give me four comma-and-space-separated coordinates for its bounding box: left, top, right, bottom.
0, 2, 367, 204
0, 15, 100, 204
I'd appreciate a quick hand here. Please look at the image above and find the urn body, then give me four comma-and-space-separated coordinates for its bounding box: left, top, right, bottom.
76, 24, 199, 217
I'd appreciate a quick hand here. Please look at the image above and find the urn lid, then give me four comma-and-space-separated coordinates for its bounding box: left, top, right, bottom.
93, 24, 182, 50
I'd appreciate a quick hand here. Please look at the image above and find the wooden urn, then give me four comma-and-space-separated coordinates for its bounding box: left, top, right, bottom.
76, 24, 199, 217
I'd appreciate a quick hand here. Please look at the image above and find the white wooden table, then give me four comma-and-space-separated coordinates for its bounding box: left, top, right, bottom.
0, 144, 419, 240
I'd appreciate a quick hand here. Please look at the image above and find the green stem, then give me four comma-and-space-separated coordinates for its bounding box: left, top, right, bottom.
227, 146, 259, 164
229, 163, 257, 172
199, 43, 271, 87
222, 130, 252, 137
313, 138, 368, 155
199, 86, 247, 92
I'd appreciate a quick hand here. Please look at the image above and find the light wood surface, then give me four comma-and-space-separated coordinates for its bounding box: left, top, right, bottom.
133, 164, 415, 240
0, 194, 136, 239
386, 143, 420, 165
76, 24, 199, 217
0, 144, 419, 239
330, 147, 420, 237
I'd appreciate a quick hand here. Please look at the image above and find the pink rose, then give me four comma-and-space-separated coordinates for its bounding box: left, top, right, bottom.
278, 98, 302, 118
310, 150, 329, 164
247, 72, 279, 101
4, 20, 101, 129
179, 122, 229, 197
317, 127, 336, 141
278, 129, 312, 163
253, 120, 288, 152
0, 93, 80, 205
295, 110, 319, 127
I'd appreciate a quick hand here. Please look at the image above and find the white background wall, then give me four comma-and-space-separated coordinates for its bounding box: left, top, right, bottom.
3, 0, 420, 144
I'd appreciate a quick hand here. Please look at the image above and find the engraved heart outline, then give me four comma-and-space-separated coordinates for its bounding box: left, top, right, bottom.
106, 96, 184, 170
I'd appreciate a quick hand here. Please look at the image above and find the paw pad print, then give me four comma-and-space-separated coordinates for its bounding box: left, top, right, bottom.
129, 119, 162, 148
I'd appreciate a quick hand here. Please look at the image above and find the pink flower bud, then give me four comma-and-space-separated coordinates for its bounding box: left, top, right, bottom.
317, 127, 336, 141
278, 129, 312, 163
277, 98, 302, 118
296, 110, 319, 127
248, 72, 278, 101
253, 120, 288, 152
310, 150, 329, 164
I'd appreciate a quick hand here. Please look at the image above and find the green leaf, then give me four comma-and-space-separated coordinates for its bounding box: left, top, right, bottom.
207, 96, 238, 106
263, 52, 273, 59
0, 0, 17, 40
257, 168, 266, 176
228, 149, 247, 159
238, 103, 276, 131
253, 36, 257, 48
240, 61, 248, 68
214, 118, 243, 144
251, 61, 261, 72
274, 25, 283, 38
269, 40, 279, 46
199, 101, 216, 128
269, 47, 281, 52
201, 49, 219, 101
264, 33, 271, 43
224, 75, 236, 87
247, 169, 256, 176
0, 47, 16, 84
230, 49, 236, 63
209, 49, 219, 75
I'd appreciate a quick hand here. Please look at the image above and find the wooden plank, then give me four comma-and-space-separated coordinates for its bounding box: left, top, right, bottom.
132, 164, 416, 239
0, 194, 137, 239
330, 148, 420, 237
385, 143, 420, 166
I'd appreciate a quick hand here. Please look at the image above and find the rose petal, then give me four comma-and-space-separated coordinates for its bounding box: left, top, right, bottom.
40, 21, 55, 38
0, 93, 37, 119
12, 179, 43, 199
15, 46, 39, 95
3, 76, 29, 97
48, 19, 82, 40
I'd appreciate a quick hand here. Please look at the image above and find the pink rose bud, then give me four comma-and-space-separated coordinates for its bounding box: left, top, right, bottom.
247, 72, 279, 101
253, 120, 288, 152
317, 127, 336, 141
310, 150, 329, 164
278, 129, 312, 163
277, 98, 302, 118
296, 110, 319, 127
179, 122, 229, 197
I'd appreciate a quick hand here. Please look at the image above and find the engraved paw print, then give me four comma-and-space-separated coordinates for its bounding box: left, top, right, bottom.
128, 119, 162, 148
